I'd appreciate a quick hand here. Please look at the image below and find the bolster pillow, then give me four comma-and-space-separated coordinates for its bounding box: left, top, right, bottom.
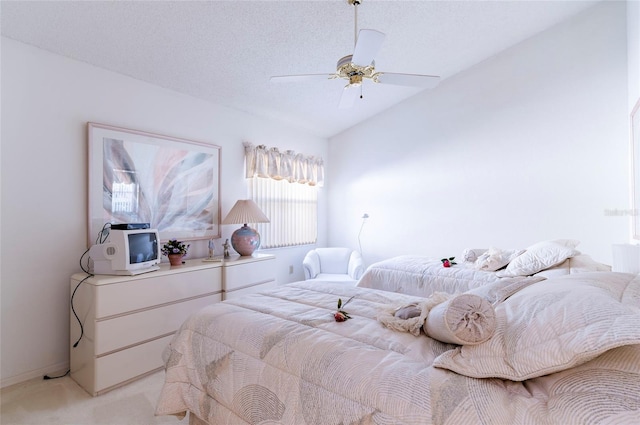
425, 294, 496, 345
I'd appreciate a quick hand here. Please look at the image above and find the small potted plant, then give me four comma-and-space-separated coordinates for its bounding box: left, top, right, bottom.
162, 239, 190, 266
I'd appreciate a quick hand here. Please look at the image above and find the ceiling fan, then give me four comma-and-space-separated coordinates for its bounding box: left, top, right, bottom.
270, 0, 440, 109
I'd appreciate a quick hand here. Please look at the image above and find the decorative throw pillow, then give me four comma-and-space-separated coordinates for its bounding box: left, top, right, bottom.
462, 248, 487, 263
432, 272, 640, 381
496, 239, 580, 277
380, 293, 497, 345
424, 293, 496, 345
474, 247, 525, 272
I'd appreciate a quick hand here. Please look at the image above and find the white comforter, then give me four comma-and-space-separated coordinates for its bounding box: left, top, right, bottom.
356, 254, 609, 297
155, 280, 639, 425
356, 255, 513, 296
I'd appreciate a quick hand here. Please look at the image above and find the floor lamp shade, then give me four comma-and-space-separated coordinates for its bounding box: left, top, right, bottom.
222, 200, 270, 256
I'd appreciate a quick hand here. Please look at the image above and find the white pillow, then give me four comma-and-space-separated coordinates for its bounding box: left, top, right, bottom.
532, 258, 571, 278
567, 254, 612, 273
466, 275, 545, 304
462, 248, 487, 263
433, 272, 640, 381
384, 293, 497, 345
474, 247, 525, 272
496, 239, 580, 277
425, 293, 496, 345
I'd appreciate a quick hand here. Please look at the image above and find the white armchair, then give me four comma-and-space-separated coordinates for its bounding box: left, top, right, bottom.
303, 247, 364, 283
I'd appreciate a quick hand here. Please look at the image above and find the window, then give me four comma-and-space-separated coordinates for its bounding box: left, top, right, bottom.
250, 177, 318, 248
243, 142, 323, 248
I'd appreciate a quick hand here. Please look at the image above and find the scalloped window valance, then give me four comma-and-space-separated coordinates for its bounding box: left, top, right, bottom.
243, 142, 324, 186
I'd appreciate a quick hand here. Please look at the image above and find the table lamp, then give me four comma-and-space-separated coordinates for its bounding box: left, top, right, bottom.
222, 199, 270, 256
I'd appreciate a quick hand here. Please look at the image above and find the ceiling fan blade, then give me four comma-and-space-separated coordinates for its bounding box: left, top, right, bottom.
351, 29, 385, 67
338, 85, 360, 109
270, 74, 335, 83
375, 72, 441, 89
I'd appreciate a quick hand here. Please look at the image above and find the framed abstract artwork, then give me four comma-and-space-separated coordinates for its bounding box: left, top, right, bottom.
87, 123, 221, 246
632, 99, 640, 241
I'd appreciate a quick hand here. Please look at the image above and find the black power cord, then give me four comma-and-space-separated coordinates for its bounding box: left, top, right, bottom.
71, 223, 111, 347
43, 370, 70, 380
45, 224, 112, 381
70, 273, 92, 348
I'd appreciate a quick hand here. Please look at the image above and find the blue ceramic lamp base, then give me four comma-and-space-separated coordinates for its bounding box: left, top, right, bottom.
230, 224, 261, 256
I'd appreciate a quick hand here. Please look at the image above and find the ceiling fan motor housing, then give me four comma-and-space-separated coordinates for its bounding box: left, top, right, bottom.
336, 55, 376, 85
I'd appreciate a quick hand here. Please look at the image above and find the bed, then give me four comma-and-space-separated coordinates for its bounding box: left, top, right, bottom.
357, 240, 611, 297
155, 270, 640, 424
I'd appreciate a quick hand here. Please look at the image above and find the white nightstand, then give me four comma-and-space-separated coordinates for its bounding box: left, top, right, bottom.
221, 253, 276, 300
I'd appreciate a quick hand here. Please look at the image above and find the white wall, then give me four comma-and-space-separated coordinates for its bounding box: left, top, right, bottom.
0, 37, 328, 386
328, 1, 628, 267
629, 0, 640, 110
628, 0, 640, 244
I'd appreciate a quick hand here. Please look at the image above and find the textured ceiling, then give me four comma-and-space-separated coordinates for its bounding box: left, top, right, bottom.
1, 0, 600, 138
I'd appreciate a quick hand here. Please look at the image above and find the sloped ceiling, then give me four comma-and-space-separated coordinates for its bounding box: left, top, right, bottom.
1, 0, 600, 138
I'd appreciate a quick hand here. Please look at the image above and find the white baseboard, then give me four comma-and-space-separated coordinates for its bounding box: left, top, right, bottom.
1, 361, 69, 389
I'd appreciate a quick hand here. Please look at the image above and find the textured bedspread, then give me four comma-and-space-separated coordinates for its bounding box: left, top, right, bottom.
356, 254, 609, 297
155, 281, 640, 425
356, 255, 512, 296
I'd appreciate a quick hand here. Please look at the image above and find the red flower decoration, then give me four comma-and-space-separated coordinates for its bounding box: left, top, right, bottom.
334, 311, 349, 322
334, 296, 354, 322
441, 257, 457, 268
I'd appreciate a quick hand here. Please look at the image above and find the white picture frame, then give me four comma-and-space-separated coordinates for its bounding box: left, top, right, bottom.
87, 122, 221, 246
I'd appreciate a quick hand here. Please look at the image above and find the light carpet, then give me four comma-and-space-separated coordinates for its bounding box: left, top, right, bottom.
0, 371, 183, 425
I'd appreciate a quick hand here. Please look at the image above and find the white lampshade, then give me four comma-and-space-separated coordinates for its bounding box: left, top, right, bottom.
222, 200, 270, 225
222, 200, 269, 256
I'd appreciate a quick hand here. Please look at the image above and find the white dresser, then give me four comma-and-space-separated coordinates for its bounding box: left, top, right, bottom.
69, 259, 223, 396
221, 253, 276, 300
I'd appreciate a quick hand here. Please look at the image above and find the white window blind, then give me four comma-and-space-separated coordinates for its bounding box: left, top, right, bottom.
250, 177, 318, 248
244, 142, 323, 248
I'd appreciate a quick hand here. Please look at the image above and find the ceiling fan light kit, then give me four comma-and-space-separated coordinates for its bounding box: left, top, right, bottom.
335, 55, 374, 88
270, 0, 440, 108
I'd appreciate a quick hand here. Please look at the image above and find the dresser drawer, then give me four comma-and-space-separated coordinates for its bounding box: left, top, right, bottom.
94, 334, 173, 395
224, 258, 275, 291
94, 268, 222, 318
94, 293, 220, 355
